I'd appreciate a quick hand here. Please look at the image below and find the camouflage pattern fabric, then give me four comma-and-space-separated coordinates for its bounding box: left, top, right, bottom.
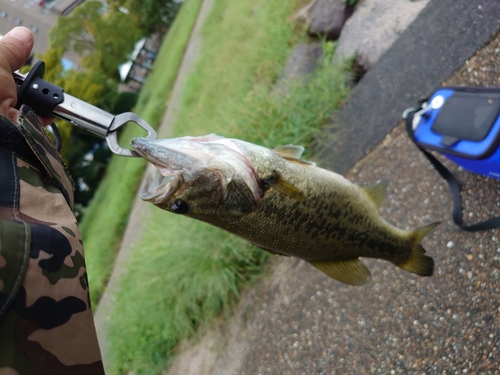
0, 106, 105, 374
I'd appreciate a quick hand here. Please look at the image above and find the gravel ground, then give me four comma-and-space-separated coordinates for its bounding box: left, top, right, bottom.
167, 30, 500, 375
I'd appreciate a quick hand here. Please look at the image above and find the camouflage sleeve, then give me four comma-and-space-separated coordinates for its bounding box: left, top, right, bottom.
0, 106, 105, 374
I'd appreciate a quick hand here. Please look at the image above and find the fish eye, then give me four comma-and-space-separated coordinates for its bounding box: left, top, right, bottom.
171, 200, 189, 214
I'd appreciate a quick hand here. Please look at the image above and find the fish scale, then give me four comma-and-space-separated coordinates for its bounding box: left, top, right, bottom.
131, 135, 438, 285
218, 169, 405, 263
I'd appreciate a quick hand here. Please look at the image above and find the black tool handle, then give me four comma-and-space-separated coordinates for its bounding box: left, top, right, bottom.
15, 61, 64, 118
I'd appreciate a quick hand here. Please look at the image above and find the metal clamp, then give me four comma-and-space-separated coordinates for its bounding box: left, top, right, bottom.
107, 113, 157, 157
14, 60, 157, 157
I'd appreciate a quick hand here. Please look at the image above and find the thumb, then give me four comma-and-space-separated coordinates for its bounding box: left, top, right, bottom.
0, 27, 34, 122
0, 27, 34, 70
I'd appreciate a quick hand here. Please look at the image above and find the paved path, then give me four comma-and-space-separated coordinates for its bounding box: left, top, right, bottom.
93, 0, 214, 369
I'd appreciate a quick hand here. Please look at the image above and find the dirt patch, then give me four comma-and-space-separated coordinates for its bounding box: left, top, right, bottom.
166, 258, 303, 375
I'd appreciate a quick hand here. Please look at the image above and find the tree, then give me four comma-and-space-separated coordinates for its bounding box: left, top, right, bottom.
49, 1, 142, 78
42, 1, 149, 219
107, 0, 181, 35
113, 91, 139, 114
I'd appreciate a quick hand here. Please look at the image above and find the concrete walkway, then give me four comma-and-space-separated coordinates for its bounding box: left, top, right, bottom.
316, 0, 500, 174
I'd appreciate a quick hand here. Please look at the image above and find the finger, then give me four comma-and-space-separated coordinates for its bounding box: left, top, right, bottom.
39, 116, 55, 127
0, 27, 34, 121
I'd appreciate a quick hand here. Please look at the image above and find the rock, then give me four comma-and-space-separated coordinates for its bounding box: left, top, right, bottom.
274, 42, 324, 94
282, 42, 324, 79
334, 0, 430, 70
295, 0, 353, 40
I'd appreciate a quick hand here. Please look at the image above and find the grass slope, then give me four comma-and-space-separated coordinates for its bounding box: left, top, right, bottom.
80, 0, 205, 308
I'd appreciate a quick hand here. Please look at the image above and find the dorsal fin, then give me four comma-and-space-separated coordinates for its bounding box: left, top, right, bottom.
274, 145, 316, 166
274, 145, 305, 158
360, 180, 389, 211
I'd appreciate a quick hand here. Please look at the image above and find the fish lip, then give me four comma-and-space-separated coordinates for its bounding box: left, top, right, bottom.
131, 137, 200, 169
131, 137, 159, 162
130, 137, 146, 150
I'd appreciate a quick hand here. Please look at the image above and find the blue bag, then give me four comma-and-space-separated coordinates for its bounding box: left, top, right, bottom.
411, 87, 500, 179
404, 87, 500, 231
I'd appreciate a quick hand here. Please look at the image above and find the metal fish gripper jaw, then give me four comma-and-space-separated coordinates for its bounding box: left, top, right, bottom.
13, 60, 157, 157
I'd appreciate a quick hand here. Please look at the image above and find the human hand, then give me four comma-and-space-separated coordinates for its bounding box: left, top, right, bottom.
0, 27, 53, 127
0, 27, 35, 122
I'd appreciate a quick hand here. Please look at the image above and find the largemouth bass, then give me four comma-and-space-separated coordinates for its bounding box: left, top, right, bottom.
131, 135, 438, 285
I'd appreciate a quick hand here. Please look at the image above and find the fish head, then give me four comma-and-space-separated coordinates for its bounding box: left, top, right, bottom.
131, 135, 262, 223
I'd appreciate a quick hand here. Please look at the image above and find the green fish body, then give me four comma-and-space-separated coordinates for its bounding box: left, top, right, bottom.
132, 135, 437, 285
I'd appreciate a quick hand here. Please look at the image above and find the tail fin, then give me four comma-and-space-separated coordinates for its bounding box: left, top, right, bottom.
398, 222, 440, 276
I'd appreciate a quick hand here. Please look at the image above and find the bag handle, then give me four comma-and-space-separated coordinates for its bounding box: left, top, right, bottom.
404, 108, 500, 231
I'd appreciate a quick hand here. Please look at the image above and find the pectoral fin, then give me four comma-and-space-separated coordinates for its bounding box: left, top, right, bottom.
310, 258, 371, 285
262, 170, 305, 202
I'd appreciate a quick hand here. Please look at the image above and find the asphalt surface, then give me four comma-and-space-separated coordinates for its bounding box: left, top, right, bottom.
168, 1, 500, 374
315, 0, 500, 175
218, 124, 500, 374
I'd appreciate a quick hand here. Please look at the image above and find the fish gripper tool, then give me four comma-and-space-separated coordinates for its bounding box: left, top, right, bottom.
13, 60, 157, 157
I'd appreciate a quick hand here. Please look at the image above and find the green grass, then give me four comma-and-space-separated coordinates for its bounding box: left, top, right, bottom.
172, 0, 305, 137
80, 0, 205, 308
225, 42, 351, 156
105, 0, 352, 373
107, 215, 267, 374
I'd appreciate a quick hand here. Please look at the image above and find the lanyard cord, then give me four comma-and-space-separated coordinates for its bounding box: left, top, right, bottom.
405, 109, 500, 231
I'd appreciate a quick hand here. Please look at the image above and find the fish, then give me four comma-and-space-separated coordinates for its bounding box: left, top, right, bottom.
131, 134, 438, 285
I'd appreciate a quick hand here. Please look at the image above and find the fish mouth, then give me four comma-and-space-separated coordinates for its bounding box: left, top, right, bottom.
132, 138, 182, 204
139, 166, 181, 205
131, 137, 163, 162
131, 136, 261, 205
